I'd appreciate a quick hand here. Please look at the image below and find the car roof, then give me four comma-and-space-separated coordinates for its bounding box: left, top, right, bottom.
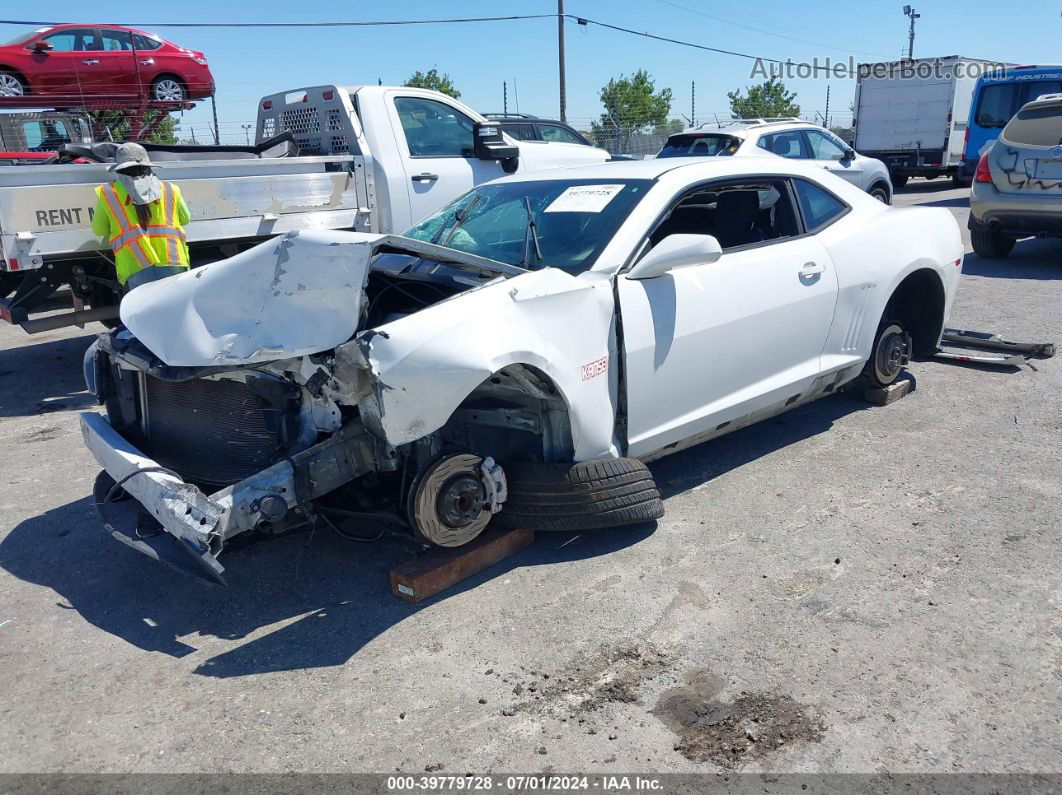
489, 155, 837, 185
667, 119, 818, 140
1021, 92, 1062, 110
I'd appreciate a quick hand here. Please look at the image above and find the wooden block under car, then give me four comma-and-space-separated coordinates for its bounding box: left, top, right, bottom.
389, 527, 535, 604
864, 378, 911, 406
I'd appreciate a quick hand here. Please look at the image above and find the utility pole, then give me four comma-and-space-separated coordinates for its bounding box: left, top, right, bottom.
824, 85, 830, 129
242, 124, 252, 145
691, 80, 695, 126
503, 81, 508, 115
557, 0, 567, 122
902, 5, 920, 60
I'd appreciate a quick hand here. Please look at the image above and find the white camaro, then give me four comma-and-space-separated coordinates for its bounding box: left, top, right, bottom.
81, 157, 963, 584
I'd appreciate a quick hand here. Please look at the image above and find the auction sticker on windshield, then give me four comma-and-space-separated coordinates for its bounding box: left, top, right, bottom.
545, 184, 624, 213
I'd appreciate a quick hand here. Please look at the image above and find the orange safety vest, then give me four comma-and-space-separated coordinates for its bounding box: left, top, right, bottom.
95, 181, 190, 285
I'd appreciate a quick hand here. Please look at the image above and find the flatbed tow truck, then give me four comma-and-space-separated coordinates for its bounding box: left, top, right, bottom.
0, 84, 607, 333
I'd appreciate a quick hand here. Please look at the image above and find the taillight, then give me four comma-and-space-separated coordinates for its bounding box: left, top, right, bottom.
322, 90, 335, 101
974, 152, 993, 183
262, 100, 272, 111
962, 126, 970, 159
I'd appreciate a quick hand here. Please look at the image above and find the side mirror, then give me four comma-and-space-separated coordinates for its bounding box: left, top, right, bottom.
844, 147, 856, 161
473, 120, 519, 163
627, 234, 722, 280
33, 40, 53, 52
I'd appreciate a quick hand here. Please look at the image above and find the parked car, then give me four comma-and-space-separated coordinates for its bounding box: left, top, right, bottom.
658, 119, 894, 203
81, 157, 961, 584
486, 112, 593, 146
0, 24, 214, 101
969, 93, 1062, 257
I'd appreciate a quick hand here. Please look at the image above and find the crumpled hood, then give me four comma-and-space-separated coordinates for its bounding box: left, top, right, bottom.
120, 230, 382, 367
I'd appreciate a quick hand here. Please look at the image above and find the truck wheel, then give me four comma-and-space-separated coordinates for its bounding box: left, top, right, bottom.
498, 457, 664, 532
890, 173, 909, 189
971, 229, 1015, 258
0, 70, 27, 96
863, 320, 911, 388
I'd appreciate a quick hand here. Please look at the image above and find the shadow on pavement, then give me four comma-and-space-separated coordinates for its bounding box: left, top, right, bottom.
0, 492, 656, 676
0, 333, 97, 417
962, 240, 1062, 280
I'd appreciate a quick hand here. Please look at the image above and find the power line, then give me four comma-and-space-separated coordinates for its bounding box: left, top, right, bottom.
0, 14, 555, 28
653, 0, 892, 59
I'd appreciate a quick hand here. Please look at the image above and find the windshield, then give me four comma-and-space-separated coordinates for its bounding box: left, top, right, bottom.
658, 133, 741, 158
404, 179, 651, 273
4, 29, 49, 46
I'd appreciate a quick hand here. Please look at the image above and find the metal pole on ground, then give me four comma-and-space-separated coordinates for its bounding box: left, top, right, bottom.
557, 0, 567, 122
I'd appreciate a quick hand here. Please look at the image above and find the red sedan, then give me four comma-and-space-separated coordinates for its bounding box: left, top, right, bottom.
0, 24, 214, 101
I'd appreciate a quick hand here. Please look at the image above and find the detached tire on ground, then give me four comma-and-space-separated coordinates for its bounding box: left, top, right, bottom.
498, 457, 664, 532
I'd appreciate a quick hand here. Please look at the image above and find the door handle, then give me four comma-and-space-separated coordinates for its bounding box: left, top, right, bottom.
139, 58, 155, 65
411, 173, 439, 183
82, 59, 100, 66
800, 261, 825, 276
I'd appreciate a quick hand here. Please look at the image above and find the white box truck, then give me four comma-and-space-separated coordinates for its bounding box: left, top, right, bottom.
853, 56, 1007, 187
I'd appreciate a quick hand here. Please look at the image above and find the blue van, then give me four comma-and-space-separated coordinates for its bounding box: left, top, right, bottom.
960, 65, 1062, 181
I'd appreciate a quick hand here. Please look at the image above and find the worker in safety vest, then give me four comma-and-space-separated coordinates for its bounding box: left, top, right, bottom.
91, 142, 190, 291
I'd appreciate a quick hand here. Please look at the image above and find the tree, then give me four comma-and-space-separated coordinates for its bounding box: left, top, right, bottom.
727, 79, 799, 119
403, 69, 461, 99
88, 110, 178, 144
591, 70, 672, 154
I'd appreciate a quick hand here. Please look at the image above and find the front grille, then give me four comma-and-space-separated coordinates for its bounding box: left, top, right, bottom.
142, 377, 294, 487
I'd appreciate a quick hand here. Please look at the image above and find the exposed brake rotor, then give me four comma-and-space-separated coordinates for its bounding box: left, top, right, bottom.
409, 453, 507, 547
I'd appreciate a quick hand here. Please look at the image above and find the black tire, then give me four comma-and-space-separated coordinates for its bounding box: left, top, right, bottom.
869, 183, 891, 204
862, 320, 911, 388
498, 457, 664, 532
890, 173, 909, 189
971, 229, 1015, 258
0, 69, 28, 96
951, 172, 966, 188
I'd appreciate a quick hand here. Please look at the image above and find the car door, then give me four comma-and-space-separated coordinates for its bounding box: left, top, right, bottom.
538, 123, 588, 146
803, 129, 865, 189
617, 177, 839, 458
388, 93, 510, 230
94, 28, 138, 94
28, 28, 95, 93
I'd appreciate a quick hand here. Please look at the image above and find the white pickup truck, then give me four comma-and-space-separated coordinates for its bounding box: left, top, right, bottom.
0, 84, 606, 332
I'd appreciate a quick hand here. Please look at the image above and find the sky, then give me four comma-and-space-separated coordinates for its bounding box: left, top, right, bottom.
1, 0, 1060, 142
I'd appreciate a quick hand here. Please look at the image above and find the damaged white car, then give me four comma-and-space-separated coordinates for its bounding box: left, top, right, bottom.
80, 158, 963, 584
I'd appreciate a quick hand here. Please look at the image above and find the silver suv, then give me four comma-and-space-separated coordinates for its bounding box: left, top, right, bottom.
658, 118, 893, 203
969, 93, 1062, 258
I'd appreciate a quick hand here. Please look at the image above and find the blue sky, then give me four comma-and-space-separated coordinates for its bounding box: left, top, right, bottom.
2, 1, 1059, 141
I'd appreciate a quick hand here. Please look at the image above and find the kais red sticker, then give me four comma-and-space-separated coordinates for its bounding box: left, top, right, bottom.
580, 355, 608, 381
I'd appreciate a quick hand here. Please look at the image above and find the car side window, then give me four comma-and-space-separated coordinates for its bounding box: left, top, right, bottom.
649, 179, 800, 252
101, 30, 134, 51
504, 123, 538, 141
804, 130, 848, 161
41, 29, 95, 52
132, 34, 163, 51
792, 178, 848, 231
540, 124, 583, 145
757, 131, 809, 159
394, 96, 475, 158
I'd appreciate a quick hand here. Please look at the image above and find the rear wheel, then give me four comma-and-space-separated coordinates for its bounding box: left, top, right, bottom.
890, 173, 909, 189
863, 321, 912, 388
498, 457, 663, 532
0, 70, 27, 96
152, 76, 186, 102
971, 229, 1016, 258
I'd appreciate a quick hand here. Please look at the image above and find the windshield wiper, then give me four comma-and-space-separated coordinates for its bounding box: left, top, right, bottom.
437, 194, 481, 246
521, 195, 543, 268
